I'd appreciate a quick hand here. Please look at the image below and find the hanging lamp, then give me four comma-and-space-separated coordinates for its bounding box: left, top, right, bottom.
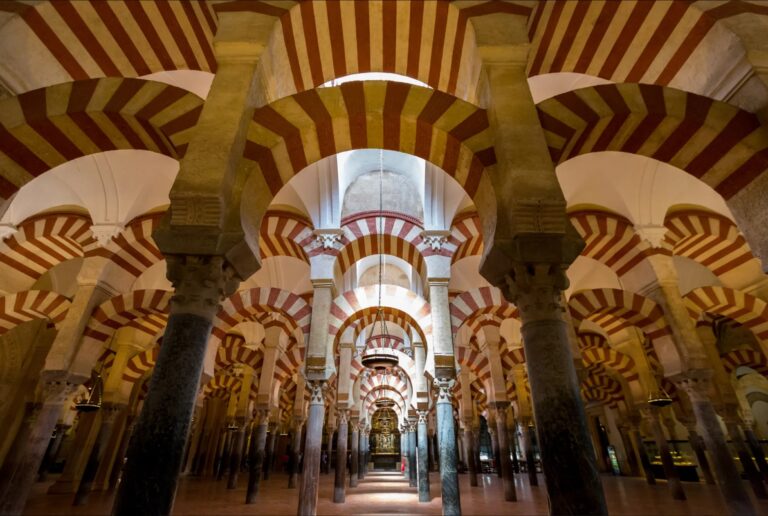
75, 369, 103, 413
360, 149, 399, 373
647, 388, 673, 408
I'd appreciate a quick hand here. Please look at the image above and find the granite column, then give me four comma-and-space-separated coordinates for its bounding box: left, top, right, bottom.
333, 409, 349, 503
245, 410, 269, 503
435, 378, 461, 516
408, 423, 418, 488
495, 404, 517, 501
288, 417, 304, 488
298, 381, 326, 515
349, 420, 359, 487
358, 428, 366, 480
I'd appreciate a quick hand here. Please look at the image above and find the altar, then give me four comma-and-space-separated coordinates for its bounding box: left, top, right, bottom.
370, 407, 401, 471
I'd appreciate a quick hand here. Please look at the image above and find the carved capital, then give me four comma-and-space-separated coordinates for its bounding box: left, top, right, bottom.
417, 410, 429, 424
337, 408, 350, 424
253, 407, 271, 424
503, 262, 569, 323
421, 230, 450, 251
673, 369, 714, 403
433, 377, 456, 404
307, 380, 327, 406
314, 229, 343, 250
41, 380, 79, 405
166, 255, 239, 319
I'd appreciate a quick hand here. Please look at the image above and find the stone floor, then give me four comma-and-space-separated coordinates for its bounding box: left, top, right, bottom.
23, 470, 768, 515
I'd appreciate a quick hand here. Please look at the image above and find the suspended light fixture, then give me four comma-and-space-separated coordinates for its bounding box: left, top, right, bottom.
75, 369, 103, 413
375, 399, 395, 409
361, 149, 399, 374
647, 388, 673, 408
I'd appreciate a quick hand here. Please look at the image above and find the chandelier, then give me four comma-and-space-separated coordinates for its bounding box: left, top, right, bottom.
75, 369, 103, 413
360, 149, 399, 373
647, 388, 673, 408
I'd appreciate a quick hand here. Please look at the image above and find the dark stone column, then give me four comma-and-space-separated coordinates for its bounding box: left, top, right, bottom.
349, 420, 359, 487
245, 411, 269, 504
678, 375, 757, 516
630, 427, 656, 485
503, 263, 607, 515
227, 421, 247, 489
358, 428, 366, 480
298, 381, 326, 515
0, 380, 78, 516
616, 422, 640, 477
488, 425, 501, 478
288, 417, 304, 488
435, 378, 461, 516
428, 431, 438, 472
494, 405, 517, 502
402, 427, 410, 479
216, 429, 233, 481
645, 409, 686, 501
408, 424, 418, 488
744, 425, 768, 481
112, 256, 237, 516
109, 416, 135, 489
74, 402, 125, 505
462, 422, 478, 487
522, 421, 538, 486
333, 410, 349, 503
264, 423, 277, 480
39, 423, 68, 482
417, 411, 430, 502
685, 426, 715, 485
725, 419, 767, 499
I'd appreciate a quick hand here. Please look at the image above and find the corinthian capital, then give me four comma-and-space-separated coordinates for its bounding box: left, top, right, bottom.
166, 255, 239, 319
503, 263, 569, 323
307, 380, 327, 406
433, 377, 455, 404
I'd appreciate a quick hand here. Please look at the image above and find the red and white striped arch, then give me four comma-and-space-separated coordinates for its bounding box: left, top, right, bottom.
244, 82, 496, 198
0, 78, 203, 201
122, 346, 159, 383
235, 0, 531, 101
527, 1, 768, 92
456, 346, 491, 385
334, 213, 429, 278
683, 286, 768, 342
329, 285, 432, 348
0, 213, 98, 280
274, 341, 306, 384
2, 0, 217, 91
0, 289, 70, 334
579, 332, 639, 383
450, 286, 517, 334
259, 211, 316, 263
363, 388, 406, 419
581, 370, 623, 407
663, 210, 758, 279
92, 214, 164, 279
537, 83, 768, 201
215, 335, 264, 373
450, 212, 483, 264
721, 348, 768, 377
212, 287, 312, 344
82, 289, 172, 343
364, 334, 407, 354
569, 210, 663, 277
351, 309, 419, 344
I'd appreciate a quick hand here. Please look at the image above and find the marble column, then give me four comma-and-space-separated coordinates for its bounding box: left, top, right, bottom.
462, 421, 478, 487
216, 430, 233, 481
298, 381, 327, 515
678, 375, 756, 515
113, 256, 237, 516
488, 426, 501, 478
0, 380, 78, 515
0, 403, 42, 495
288, 418, 304, 489
349, 420, 359, 487
227, 420, 247, 489
685, 425, 715, 485
435, 378, 461, 516
522, 421, 538, 486
264, 422, 278, 480
494, 404, 517, 502
417, 411, 431, 502
358, 428, 366, 480
409, 423, 418, 488
364, 428, 371, 475
428, 431, 438, 472
502, 263, 607, 515
725, 418, 767, 499
38, 423, 67, 482
245, 411, 269, 504
645, 409, 685, 500
333, 409, 349, 503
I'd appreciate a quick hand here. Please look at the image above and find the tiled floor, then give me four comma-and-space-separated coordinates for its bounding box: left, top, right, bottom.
23, 469, 768, 515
